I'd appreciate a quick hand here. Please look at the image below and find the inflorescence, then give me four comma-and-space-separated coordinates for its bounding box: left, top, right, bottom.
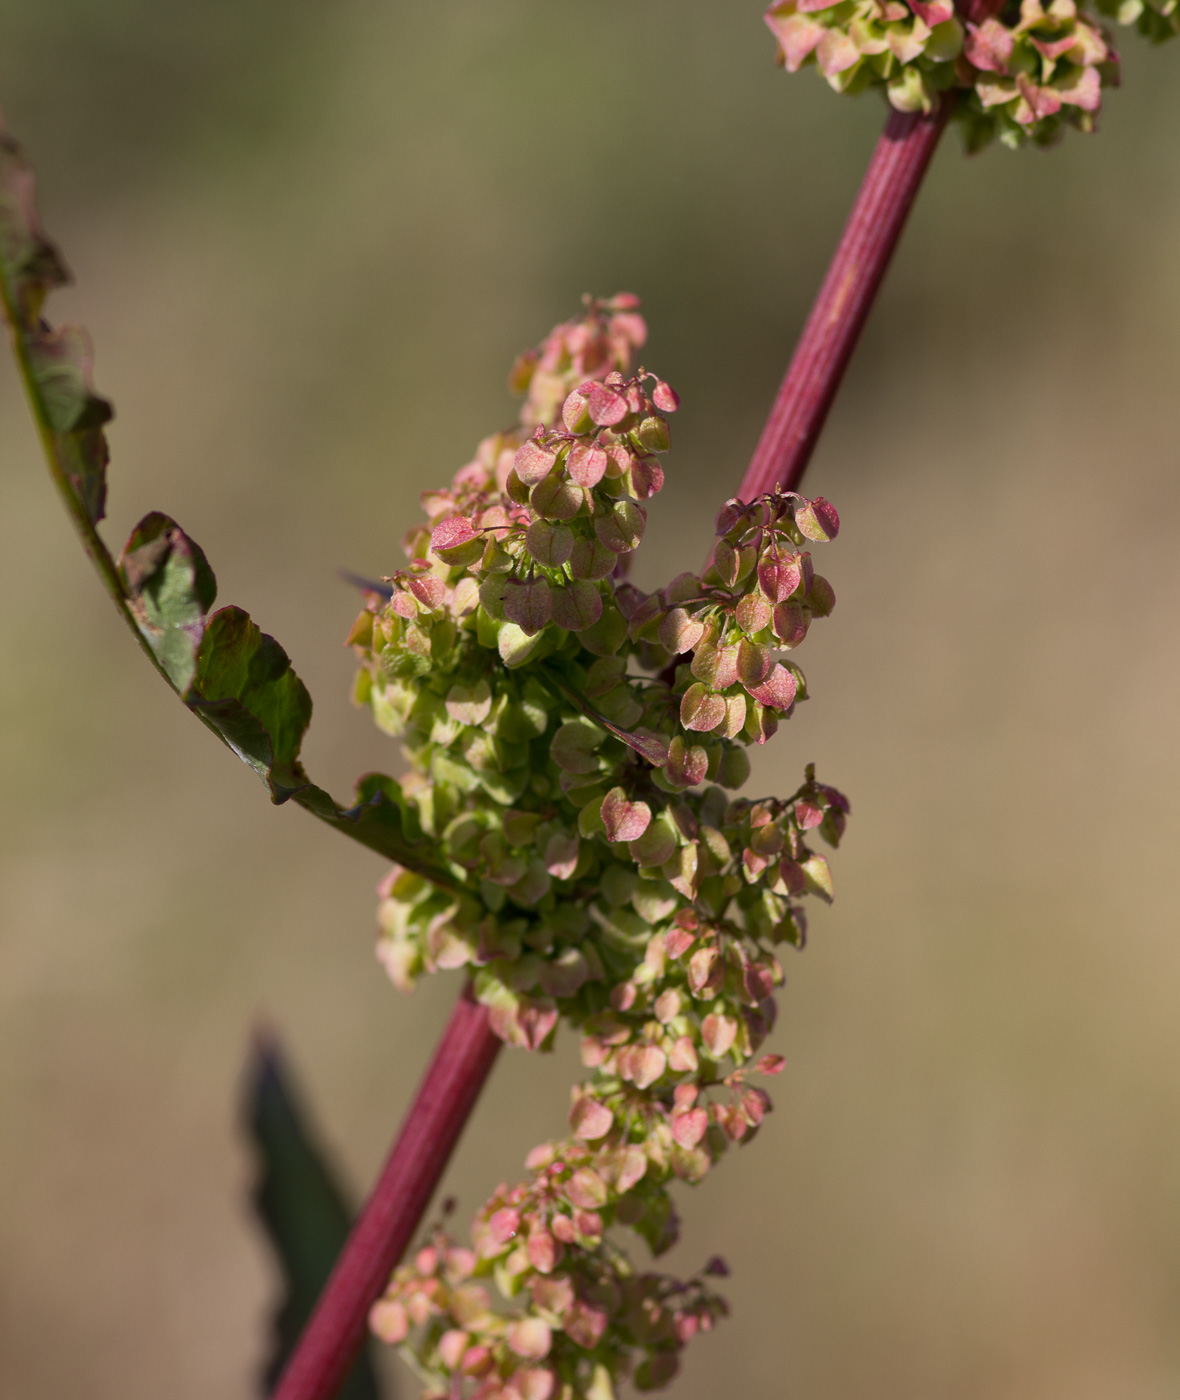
763, 0, 1170, 149
348, 295, 848, 1400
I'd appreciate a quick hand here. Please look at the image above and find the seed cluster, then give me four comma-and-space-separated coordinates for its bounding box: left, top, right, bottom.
351, 297, 848, 1400
765, 0, 1129, 149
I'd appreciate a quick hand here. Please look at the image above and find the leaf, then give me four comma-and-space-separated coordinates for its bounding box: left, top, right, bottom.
735, 592, 771, 634
550, 718, 604, 774
408, 575, 445, 611
666, 736, 708, 789
498, 620, 547, 667
244, 1033, 385, 1400
0, 125, 463, 895
772, 601, 810, 647
734, 638, 769, 688
118, 513, 217, 693
544, 832, 580, 880
188, 607, 315, 799
806, 574, 836, 617
530, 474, 582, 522
802, 852, 835, 902
690, 643, 739, 690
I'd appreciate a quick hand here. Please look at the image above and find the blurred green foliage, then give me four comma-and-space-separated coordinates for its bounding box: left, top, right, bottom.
246, 1033, 384, 1399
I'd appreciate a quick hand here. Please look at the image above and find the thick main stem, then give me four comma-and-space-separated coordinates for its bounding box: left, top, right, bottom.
739, 95, 951, 499
271, 985, 502, 1400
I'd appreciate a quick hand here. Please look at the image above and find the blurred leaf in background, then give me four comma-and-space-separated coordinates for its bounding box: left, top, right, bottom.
245, 1031, 385, 1400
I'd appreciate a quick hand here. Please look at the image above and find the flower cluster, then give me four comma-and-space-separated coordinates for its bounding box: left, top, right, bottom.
352, 297, 848, 1399
765, 0, 1121, 150
956, 0, 1120, 149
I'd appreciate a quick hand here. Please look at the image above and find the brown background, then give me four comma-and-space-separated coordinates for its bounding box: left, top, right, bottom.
1, 4, 1179, 1397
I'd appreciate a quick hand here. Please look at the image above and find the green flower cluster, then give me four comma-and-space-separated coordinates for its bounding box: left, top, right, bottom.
352, 298, 848, 1399
765, 0, 1123, 150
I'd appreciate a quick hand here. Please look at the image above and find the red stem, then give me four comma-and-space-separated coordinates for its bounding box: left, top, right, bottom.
739, 95, 951, 499
271, 985, 502, 1400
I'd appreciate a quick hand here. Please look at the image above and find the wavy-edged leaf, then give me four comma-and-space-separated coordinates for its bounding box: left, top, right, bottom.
245, 1032, 386, 1400
0, 124, 461, 895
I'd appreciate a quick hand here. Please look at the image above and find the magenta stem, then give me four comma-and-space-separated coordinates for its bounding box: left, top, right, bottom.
739, 96, 951, 499
271, 985, 502, 1400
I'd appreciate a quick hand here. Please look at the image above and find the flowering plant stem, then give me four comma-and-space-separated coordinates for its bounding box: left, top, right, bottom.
740, 99, 949, 497
272, 985, 503, 1400
273, 91, 960, 1400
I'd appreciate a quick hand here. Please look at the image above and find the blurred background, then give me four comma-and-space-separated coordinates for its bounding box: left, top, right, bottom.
1, 3, 1179, 1397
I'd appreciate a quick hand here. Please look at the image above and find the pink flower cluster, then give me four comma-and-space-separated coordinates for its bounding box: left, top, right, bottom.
352, 298, 849, 1398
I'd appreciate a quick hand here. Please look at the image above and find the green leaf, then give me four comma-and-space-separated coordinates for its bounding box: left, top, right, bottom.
0, 121, 463, 895
119, 512, 217, 693
244, 1033, 387, 1400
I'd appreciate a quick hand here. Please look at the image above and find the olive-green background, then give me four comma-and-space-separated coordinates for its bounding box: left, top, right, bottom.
2, 5, 1178, 1397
